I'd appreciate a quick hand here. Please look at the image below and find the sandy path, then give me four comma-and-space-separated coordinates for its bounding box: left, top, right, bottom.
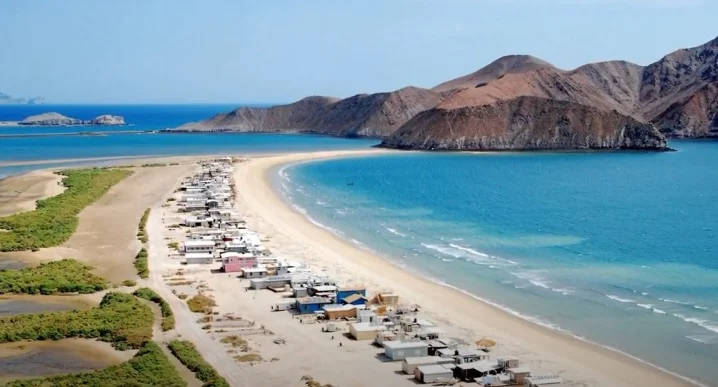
0, 165, 194, 282
232, 150, 695, 387
0, 170, 64, 217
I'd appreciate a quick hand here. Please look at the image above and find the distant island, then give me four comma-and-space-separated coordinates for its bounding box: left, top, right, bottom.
0, 112, 125, 127
0, 91, 44, 105
172, 35, 718, 151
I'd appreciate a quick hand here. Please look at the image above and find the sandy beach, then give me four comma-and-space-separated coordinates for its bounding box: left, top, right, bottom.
0, 170, 64, 217
227, 149, 695, 387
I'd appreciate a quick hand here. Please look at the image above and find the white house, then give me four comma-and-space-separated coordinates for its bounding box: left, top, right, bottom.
414, 364, 453, 384
183, 240, 215, 253
384, 341, 429, 361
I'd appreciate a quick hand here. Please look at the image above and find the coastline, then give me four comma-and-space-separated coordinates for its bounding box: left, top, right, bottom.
235, 149, 697, 387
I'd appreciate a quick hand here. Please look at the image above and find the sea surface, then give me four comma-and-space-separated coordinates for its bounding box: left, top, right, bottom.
278, 141, 718, 385
0, 105, 378, 178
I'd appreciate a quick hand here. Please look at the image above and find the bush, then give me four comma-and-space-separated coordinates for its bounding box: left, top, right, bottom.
122, 279, 137, 287
167, 340, 229, 387
167, 241, 179, 250
133, 287, 175, 331
0, 259, 108, 295
0, 168, 132, 252
134, 248, 149, 279
4, 341, 186, 387
187, 294, 216, 314
0, 292, 153, 350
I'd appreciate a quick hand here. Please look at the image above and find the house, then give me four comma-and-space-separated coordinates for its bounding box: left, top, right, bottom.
341, 293, 368, 306
308, 285, 337, 298
271, 300, 297, 311
242, 267, 267, 279
401, 356, 455, 375
453, 361, 502, 382
184, 216, 212, 228
249, 275, 293, 290
183, 240, 215, 253
356, 309, 378, 324
437, 347, 489, 364
497, 356, 520, 369
414, 364, 453, 384
426, 339, 459, 356
296, 297, 333, 314
507, 367, 531, 385
348, 322, 386, 341
377, 292, 399, 306
184, 252, 214, 265
221, 252, 257, 273
293, 286, 309, 298
336, 286, 366, 302
224, 241, 250, 253
525, 374, 563, 387
384, 341, 429, 361
323, 305, 356, 320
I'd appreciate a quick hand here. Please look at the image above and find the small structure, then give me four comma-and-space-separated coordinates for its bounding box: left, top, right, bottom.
437, 347, 489, 364
323, 304, 357, 320
525, 374, 563, 387
242, 267, 268, 279
183, 240, 215, 253
414, 364, 453, 384
453, 361, 502, 382
426, 339, 459, 356
507, 367, 531, 385
184, 252, 214, 265
402, 356, 455, 375
349, 322, 386, 341
271, 300, 296, 311
221, 252, 257, 273
384, 341, 429, 361
309, 285, 337, 298
336, 286, 366, 303
377, 292, 399, 306
249, 275, 293, 290
497, 356, 520, 369
296, 297, 333, 314
293, 286, 309, 298
341, 293, 368, 306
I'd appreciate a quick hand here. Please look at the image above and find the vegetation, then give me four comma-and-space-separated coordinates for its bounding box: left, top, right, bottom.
167, 241, 179, 249
137, 208, 150, 244
134, 248, 149, 279
220, 335, 249, 352
133, 287, 175, 332
121, 279, 137, 287
234, 353, 262, 363
0, 168, 132, 252
0, 259, 107, 295
167, 280, 194, 286
177, 293, 188, 300
4, 341, 186, 387
141, 163, 168, 167
186, 294, 216, 314
0, 292, 153, 350
167, 340, 229, 387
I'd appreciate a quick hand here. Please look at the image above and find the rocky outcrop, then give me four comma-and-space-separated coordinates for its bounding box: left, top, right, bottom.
18, 112, 125, 126
381, 96, 667, 151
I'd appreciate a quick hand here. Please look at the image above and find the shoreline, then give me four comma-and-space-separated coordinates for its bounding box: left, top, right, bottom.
236, 149, 697, 387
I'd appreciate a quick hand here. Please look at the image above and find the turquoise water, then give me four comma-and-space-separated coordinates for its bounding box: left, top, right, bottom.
279, 141, 718, 385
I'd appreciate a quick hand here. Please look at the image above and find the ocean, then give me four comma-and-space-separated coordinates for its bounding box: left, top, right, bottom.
277, 142, 718, 385
0, 105, 379, 177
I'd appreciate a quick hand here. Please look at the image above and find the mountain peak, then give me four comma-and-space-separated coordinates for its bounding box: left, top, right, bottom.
432, 54, 554, 92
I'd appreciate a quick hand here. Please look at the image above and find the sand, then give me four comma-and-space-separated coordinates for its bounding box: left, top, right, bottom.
226, 150, 695, 387
0, 170, 64, 217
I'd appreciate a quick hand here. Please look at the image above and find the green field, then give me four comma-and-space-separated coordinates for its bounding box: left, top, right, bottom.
0, 292, 153, 350
0, 259, 108, 295
0, 168, 132, 252
3, 341, 186, 387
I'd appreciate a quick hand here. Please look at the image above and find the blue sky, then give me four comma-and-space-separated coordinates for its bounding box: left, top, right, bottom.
0, 0, 716, 104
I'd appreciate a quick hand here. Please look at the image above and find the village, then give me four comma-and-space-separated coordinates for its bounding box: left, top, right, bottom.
156, 158, 564, 387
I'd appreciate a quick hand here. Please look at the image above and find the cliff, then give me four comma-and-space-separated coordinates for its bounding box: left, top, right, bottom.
18, 112, 125, 126
381, 96, 666, 151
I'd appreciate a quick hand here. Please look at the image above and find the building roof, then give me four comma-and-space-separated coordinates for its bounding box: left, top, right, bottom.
438, 347, 485, 357
184, 240, 215, 247
312, 285, 337, 292
384, 341, 429, 349
338, 286, 366, 292
184, 253, 214, 259
508, 366, 531, 374
297, 297, 333, 305
242, 267, 267, 273
323, 305, 355, 312
350, 322, 387, 332
402, 356, 441, 365
342, 294, 366, 304
456, 360, 499, 372
416, 364, 453, 375
526, 374, 562, 385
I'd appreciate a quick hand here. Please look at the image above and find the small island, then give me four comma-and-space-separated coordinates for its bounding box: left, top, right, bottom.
0, 112, 126, 127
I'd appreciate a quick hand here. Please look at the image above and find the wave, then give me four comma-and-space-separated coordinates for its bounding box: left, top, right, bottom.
673, 314, 718, 334
509, 271, 572, 295
277, 165, 292, 182
637, 303, 653, 310
316, 200, 328, 206
653, 308, 667, 314
605, 294, 636, 303
448, 243, 518, 266
659, 298, 692, 306
385, 227, 406, 237
291, 204, 345, 237
686, 335, 718, 345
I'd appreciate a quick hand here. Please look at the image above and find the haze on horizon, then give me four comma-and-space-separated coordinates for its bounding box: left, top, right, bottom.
0, 0, 716, 104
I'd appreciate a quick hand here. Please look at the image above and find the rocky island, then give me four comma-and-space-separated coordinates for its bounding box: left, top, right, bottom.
173, 35, 718, 151
13, 112, 125, 126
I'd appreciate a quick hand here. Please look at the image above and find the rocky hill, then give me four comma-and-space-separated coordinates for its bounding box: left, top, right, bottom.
176, 35, 718, 151
18, 112, 125, 126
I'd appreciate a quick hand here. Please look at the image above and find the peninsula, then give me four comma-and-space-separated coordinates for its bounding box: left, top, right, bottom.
0, 112, 126, 126
173, 35, 718, 151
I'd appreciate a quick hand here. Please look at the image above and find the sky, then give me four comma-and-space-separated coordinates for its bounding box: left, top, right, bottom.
0, 0, 716, 104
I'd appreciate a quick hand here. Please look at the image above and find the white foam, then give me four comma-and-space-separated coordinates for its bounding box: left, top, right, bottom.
653, 308, 667, 314
385, 227, 406, 237
660, 298, 692, 305
694, 305, 709, 311
673, 314, 718, 334
315, 200, 327, 206
641, 292, 649, 296
637, 303, 653, 309
606, 294, 635, 303
277, 165, 292, 182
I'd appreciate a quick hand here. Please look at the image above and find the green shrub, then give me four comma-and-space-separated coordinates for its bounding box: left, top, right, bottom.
0, 292, 153, 349
0, 259, 108, 295
187, 294, 216, 314
134, 248, 149, 279
133, 287, 175, 331
167, 340, 229, 387
4, 341, 186, 387
121, 279, 137, 287
0, 168, 132, 252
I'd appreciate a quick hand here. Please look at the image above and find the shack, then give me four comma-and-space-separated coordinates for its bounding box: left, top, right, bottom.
296, 297, 333, 314
184, 252, 214, 265
183, 240, 215, 253
402, 356, 456, 375
349, 322, 386, 341
507, 367, 531, 385
323, 305, 356, 320
242, 267, 268, 279
414, 364, 453, 384
384, 341, 429, 361
437, 347, 489, 364
336, 286, 366, 302
341, 293, 368, 306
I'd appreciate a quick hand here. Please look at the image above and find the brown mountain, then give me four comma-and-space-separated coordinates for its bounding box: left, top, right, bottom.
176, 35, 718, 151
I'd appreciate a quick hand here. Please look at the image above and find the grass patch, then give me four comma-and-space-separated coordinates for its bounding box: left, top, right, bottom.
166, 197, 177, 202
0, 168, 131, 252
220, 335, 250, 352
3, 341, 186, 387
121, 279, 137, 287
137, 208, 150, 244
0, 259, 108, 295
234, 353, 262, 363
142, 163, 167, 167
187, 294, 216, 314
167, 340, 229, 387
134, 248, 149, 279
177, 293, 188, 300
133, 287, 175, 332
167, 241, 179, 249
0, 292, 153, 350
167, 280, 194, 286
